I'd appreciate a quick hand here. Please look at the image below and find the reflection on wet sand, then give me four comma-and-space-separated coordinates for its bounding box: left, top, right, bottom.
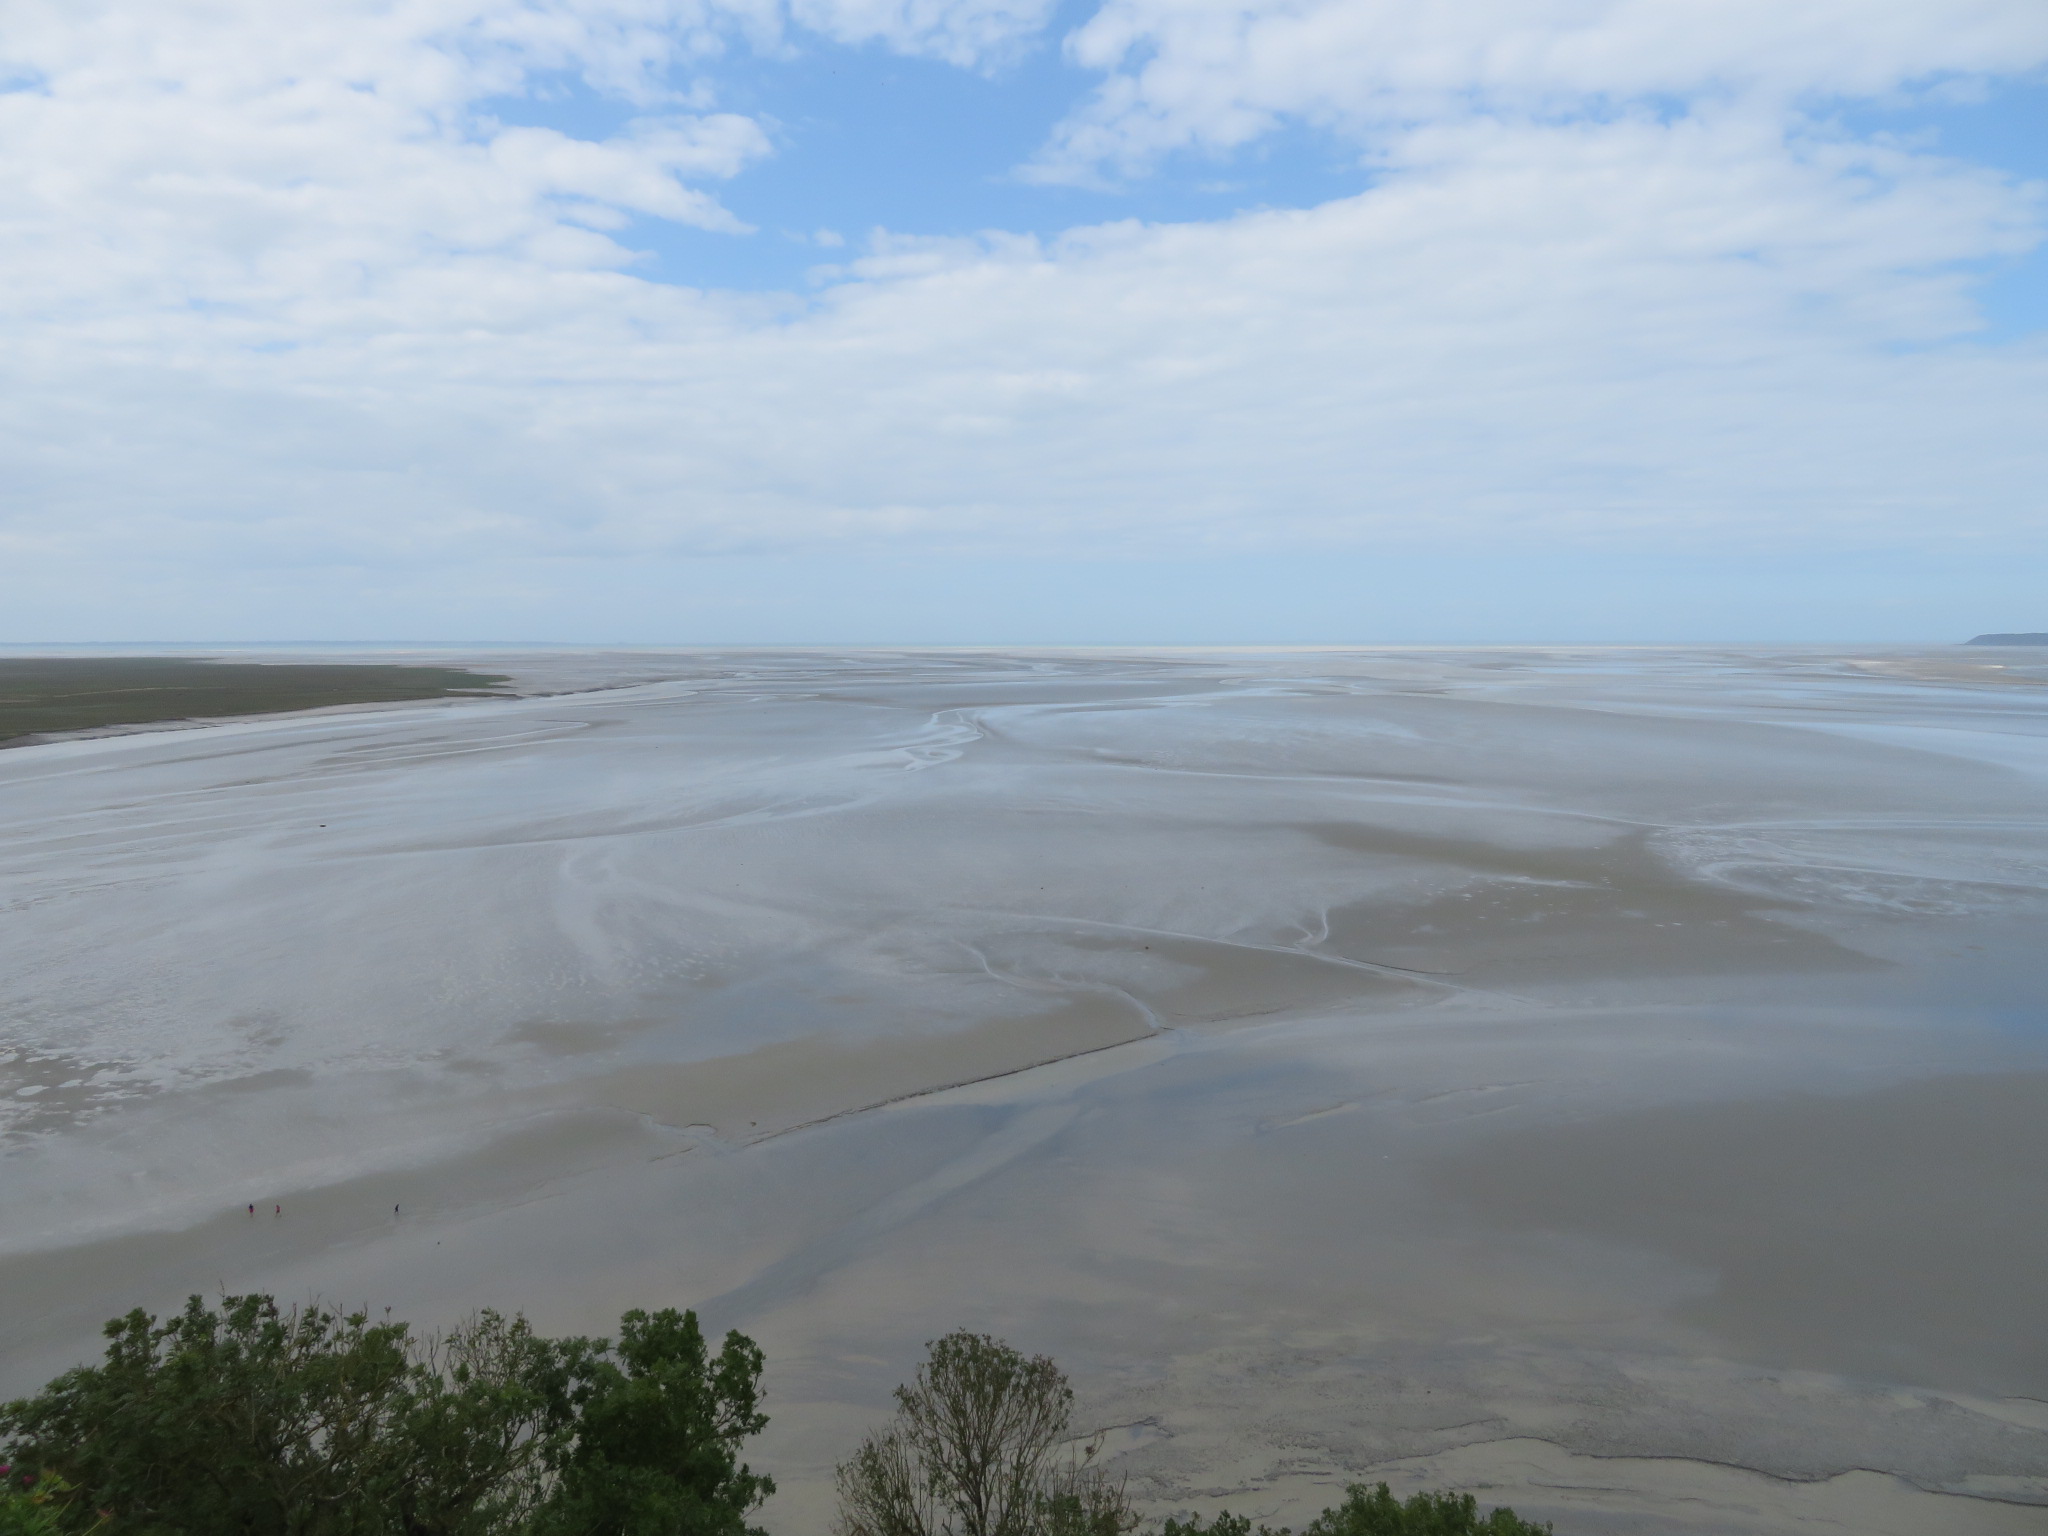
1, 645, 2046, 1535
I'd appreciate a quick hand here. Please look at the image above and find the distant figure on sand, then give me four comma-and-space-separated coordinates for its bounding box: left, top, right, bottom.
393, 1204, 400, 1217
274, 1205, 281, 1217
247, 1204, 254, 1217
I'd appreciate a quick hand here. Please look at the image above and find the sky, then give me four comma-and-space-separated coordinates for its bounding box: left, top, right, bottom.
0, 0, 2044, 644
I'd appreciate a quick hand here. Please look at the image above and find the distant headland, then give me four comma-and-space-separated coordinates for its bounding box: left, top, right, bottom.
0, 657, 510, 745
1964, 633, 2048, 645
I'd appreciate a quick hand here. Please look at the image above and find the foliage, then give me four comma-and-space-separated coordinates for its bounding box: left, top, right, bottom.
0, 1469, 100, 1536
9, 1301, 1552, 1536
1157, 1515, 1278, 1536
532, 1308, 773, 1536
0, 659, 509, 745
0, 1296, 771, 1536
1304, 1483, 1549, 1535
835, 1333, 1137, 1536
1160, 1484, 1549, 1536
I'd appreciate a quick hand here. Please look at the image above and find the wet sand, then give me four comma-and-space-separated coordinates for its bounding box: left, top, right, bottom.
1427, 1069, 2048, 1394
2, 646, 2046, 1533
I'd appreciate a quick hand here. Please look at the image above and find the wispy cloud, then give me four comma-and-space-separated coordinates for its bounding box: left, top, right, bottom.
1027, 0, 2048, 182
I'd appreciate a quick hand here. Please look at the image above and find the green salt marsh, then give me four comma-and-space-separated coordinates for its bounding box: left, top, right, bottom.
0, 657, 509, 744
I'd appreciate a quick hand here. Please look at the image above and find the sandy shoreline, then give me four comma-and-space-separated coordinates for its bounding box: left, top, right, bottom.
3, 645, 2047, 1534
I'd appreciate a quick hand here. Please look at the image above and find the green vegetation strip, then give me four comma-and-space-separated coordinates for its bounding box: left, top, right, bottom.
2, 1302, 1551, 1535
0, 658, 511, 745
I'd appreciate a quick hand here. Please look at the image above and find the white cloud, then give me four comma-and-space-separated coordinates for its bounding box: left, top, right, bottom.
788, 0, 1058, 67
0, 0, 2042, 634
0, 0, 1054, 331
1030, 0, 2048, 181
488, 117, 770, 231
3, 110, 2041, 570
0, 0, 792, 327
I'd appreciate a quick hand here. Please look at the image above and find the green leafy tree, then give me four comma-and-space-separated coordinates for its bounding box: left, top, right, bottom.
1160, 1483, 1549, 1536
1305, 1483, 1548, 1536
0, 1296, 770, 1536
1, 1295, 440, 1534
1157, 1516, 1274, 1536
532, 1308, 773, 1536
394, 1310, 582, 1535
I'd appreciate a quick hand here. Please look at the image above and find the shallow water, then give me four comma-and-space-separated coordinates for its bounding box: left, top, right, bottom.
2, 646, 2046, 1533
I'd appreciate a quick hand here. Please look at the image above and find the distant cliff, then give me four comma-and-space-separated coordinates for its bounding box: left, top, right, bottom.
1965, 633, 2048, 645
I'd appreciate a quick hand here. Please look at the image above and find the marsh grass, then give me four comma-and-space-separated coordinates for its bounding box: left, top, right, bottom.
0, 659, 510, 744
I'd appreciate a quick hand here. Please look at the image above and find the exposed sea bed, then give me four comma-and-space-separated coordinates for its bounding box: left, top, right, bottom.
2, 645, 2046, 1535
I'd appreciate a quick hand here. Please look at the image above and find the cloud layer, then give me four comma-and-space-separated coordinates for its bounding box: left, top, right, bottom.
1036, 0, 2048, 179
1, 0, 2044, 635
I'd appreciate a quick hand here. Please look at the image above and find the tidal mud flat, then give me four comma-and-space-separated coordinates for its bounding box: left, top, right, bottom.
2, 645, 2046, 1534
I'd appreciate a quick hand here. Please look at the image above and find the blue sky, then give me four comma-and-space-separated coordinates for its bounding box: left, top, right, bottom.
508, 48, 2048, 325
1840, 77, 2048, 340
0, 1, 2043, 643
485, 16, 1385, 294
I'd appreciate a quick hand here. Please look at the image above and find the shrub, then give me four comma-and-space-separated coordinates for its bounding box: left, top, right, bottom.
1158, 1516, 1276, 1536
0, 1469, 104, 1536
1161, 1483, 1549, 1536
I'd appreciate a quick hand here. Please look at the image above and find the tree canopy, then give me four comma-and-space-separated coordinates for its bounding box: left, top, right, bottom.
0, 1295, 771, 1536
834, 1332, 1136, 1536
6, 1304, 1553, 1535
1157, 1485, 1551, 1536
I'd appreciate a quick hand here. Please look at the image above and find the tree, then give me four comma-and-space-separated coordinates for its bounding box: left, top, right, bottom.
397, 1309, 581, 1535
1301, 1484, 1548, 1536
0, 1295, 459, 1535
1159, 1483, 1550, 1536
531, 1308, 773, 1536
835, 1333, 1136, 1536
0, 1296, 771, 1536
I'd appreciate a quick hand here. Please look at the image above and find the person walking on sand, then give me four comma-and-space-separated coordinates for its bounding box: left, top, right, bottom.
274, 1204, 281, 1217
247, 1204, 255, 1217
